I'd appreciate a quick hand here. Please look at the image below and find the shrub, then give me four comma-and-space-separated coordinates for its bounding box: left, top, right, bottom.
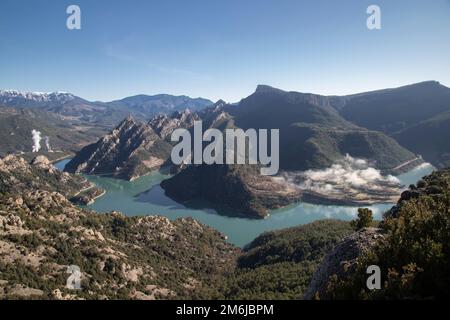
351, 208, 374, 230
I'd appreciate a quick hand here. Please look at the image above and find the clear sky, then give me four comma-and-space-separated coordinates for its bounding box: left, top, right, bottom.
0, 0, 449, 102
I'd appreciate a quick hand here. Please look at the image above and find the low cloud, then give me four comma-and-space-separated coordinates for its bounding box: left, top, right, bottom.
282, 154, 400, 194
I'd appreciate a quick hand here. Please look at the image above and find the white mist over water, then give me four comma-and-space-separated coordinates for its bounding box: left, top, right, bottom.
282, 154, 400, 193
31, 129, 42, 152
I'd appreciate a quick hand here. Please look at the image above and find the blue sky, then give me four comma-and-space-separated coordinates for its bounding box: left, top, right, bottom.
0, 0, 449, 102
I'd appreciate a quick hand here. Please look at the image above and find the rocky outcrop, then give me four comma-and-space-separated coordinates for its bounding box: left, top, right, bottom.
149, 109, 200, 139
0, 154, 103, 207
161, 164, 301, 218
65, 116, 172, 180
303, 228, 384, 300
148, 102, 234, 140
30, 155, 51, 167
387, 167, 448, 218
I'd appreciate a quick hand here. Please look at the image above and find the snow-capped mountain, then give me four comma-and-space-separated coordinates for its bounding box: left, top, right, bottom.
0, 89, 117, 125
0, 90, 80, 107
0, 89, 214, 127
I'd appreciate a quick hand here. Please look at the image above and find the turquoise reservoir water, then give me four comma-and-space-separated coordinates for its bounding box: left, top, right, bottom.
55, 160, 435, 247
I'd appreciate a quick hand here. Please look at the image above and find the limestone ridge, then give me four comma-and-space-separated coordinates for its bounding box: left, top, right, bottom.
66, 101, 235, 181
153, 104, 301, 218
65, 116, 172, 180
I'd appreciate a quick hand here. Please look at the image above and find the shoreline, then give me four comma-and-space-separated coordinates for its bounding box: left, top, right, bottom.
49, 153, 74, 164
85, 190, 107, 205
60, 159, 432, 214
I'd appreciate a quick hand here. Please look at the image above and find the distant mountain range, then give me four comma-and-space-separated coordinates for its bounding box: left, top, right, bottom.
0, 89, 214, 126
0, 90, 80, 107
108, 94, 213, 115
3, 80, 450, 172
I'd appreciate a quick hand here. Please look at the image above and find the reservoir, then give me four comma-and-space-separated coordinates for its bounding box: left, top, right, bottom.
55, 159, 434, 247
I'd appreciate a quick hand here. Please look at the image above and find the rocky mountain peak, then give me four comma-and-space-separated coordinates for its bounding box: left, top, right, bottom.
254, 85, 284, 95
213, 99, 227, 108
149, 109, 200, 139
118, 114, 137, 127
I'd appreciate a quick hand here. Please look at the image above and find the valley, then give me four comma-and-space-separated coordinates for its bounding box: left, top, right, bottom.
55, 158, 434, 247
60, 83, 444, 218
0, 81, 448, 300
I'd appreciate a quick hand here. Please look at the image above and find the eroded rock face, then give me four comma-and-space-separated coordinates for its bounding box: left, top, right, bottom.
65, 116, 172, 180
303, 228, 384, 300
149, 109, 200, 139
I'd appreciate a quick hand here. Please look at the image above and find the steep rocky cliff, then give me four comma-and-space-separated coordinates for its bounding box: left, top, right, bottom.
65, 116, 172, 180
